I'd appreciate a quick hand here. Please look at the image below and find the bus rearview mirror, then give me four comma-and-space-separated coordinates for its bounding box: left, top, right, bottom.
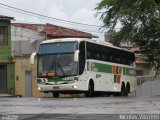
30, 52, 37, 64
74, 50, 79, 62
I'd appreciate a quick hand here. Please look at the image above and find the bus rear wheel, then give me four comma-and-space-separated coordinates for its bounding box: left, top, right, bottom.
85, 81, 94, 97
125, 83, 130, 97
52, 92, 59, 98
121, 83, 128, 97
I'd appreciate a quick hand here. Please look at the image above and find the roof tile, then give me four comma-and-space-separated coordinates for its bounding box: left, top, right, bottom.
12, 23, 97, 38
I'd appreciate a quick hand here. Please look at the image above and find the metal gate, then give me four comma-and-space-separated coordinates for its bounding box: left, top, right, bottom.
137, 75, 160, 97
25, 71, 32, 97
0, 65, 7, 93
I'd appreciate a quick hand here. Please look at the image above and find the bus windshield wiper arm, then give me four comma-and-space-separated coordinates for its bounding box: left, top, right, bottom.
46, 60, 55, 75
57, 60, 66, 76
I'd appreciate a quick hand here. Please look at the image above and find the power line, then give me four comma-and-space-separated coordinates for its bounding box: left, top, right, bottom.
0, 4, 105, 33
0, 3, 102, 28
0, 5, 70, 25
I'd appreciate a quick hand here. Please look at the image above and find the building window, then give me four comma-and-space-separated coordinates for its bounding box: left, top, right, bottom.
0, 26, 7, 44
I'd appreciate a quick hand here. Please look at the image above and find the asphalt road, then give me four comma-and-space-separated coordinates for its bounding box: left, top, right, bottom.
0, 96, 160, 120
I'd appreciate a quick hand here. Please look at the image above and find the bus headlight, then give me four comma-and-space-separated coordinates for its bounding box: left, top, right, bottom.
72, 85, 77, 89
38, 87, 42, 90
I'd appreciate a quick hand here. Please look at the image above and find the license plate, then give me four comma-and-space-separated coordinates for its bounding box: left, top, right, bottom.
53, 86, 59, 89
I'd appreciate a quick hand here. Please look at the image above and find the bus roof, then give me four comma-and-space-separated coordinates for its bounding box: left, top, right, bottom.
41, 38, 134, 53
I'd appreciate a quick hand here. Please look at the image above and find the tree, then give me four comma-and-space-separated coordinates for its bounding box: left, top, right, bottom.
96, 0, 160, 76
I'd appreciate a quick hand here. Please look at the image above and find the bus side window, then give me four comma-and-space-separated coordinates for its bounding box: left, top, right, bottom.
128, 55, 134, 66
87, 42, 95, 60
108, 48, 114, 62
125, 54, 131, 65
124, 54, 128, 65
109, 55, 113, 62
116, 52, 121, 63
106, 54, 109, 62
121, 54, 126, 65
87, 51, 91, 59
111, 52, 116, 63
102, 54, 106, 61
96, 53, 100, 60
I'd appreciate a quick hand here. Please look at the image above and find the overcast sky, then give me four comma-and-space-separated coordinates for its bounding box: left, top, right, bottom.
0, 0, 105, 40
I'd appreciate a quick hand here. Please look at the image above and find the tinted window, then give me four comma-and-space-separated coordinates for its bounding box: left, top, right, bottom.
39, 42, 77, 54
86, 42, 135, 66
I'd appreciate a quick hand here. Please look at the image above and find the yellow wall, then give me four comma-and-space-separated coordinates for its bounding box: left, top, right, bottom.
14, 57, 44, 97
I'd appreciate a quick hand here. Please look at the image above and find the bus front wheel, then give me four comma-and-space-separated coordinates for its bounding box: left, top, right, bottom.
85, 81, 94, 97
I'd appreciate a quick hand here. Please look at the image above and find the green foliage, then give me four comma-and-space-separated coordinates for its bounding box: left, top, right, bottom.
96, 0, 160, 73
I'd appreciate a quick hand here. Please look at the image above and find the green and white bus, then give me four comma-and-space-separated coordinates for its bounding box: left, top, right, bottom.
30, 38, 136, 97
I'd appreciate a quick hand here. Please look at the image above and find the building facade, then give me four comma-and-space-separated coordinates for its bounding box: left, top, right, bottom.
0, 15, 15, 95
11, 24, 45, 97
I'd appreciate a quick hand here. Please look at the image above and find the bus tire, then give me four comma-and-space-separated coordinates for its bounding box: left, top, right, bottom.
125, 83, 130, 96
85, 80, 94, 97
52, 92, 59, 98
121, 82, 127, 97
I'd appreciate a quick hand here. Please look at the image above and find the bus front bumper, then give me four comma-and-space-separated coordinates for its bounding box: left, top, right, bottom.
38, 83, 78, 92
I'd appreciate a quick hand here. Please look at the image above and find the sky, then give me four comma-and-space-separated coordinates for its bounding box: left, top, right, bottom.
0, 0, 106, 40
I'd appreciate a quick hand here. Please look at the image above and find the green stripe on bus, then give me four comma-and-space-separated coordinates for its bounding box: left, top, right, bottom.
116, 66, 119, 74
125, 68, 136, 76
87, 62, 112, 73
87, 61, 136, 76
123, 67, 126, 75
114, 75, 117, 83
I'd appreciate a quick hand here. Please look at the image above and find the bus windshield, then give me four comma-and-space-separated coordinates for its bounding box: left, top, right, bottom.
39, 42, 77, 54
38, 42, 78, 77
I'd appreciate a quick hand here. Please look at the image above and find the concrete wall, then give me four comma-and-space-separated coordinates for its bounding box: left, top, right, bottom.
14, 57, 44, 97
11, 25, 45, 56
137, 80, 160, 97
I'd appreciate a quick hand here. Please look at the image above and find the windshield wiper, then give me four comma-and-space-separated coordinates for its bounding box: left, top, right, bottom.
46, 60, 55, 76
57, 58, 66, 76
